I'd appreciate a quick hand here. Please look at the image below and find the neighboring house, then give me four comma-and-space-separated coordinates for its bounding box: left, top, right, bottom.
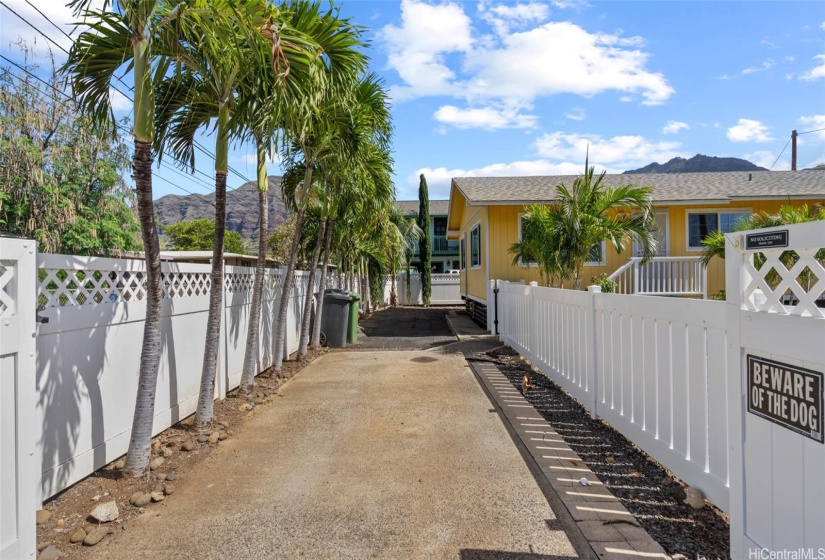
446, 170, 825, 324
395, 199, 460, 273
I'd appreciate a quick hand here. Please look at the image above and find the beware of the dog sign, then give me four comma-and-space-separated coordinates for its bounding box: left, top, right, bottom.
747, 355, 823, 443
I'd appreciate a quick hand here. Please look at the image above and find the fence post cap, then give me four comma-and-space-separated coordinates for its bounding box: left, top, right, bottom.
587, 285, 602, 293
529, 281, 538, 287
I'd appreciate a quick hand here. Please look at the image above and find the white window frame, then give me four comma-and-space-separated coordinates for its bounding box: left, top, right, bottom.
584, 241, 607, 266
517, 213, 539, 267
469, 221, 481, 269
685, 208, 751, 252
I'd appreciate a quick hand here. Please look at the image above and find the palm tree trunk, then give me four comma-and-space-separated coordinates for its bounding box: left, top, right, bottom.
195, 171, 226, 431
240, 158, 268, 396
125, 139, 163, 476
311, 216, 333, 348
298, 218, 326, 358
273, 204, 306, 373
195, 103, 230, 431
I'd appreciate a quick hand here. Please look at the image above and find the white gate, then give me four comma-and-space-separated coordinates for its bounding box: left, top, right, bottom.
725, 222, 825, 557
0, 239, 38, 560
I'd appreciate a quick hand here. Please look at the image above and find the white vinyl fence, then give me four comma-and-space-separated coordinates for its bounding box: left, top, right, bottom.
497, 280, 731, 511
725, 222, 825, 555
497, 221, 825, 556
1, 239, 38, 560
382, 273, 462, 306
35, 254, 318, 501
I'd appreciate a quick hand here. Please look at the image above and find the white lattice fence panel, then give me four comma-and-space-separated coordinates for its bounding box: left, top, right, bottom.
224, 270, 255, 293
0, 261, 15, 317
741, 233, 825, 319
37, 255, 218, 307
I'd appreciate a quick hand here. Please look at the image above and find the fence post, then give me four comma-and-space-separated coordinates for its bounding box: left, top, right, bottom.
587, 285, 601, 420
529, 282, 538, 364
724, 232, 745, 559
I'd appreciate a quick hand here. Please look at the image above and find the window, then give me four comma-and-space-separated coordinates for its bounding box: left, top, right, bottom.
584, 242, 606, 266
517, 215, 538, 267
470, 223, 481, 268
433, 217, 447, 236
460, 237, 466, 270
687, 210, 749, 250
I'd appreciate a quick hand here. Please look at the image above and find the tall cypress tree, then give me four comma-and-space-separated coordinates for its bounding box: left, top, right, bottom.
418, 173, 432, 306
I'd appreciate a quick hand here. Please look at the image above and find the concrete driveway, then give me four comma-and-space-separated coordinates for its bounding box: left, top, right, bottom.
84, 349, 581, 560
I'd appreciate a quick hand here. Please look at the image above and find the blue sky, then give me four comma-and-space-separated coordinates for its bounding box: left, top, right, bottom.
2, 0, 824, 202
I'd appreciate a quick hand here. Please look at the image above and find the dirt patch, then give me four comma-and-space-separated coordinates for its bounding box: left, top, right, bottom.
35, 347, 330, 558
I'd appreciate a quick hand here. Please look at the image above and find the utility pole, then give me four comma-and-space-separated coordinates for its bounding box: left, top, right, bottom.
791, 129, 798, 171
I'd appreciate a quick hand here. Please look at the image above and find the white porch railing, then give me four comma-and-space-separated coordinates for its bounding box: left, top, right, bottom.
607, 256, 707, 298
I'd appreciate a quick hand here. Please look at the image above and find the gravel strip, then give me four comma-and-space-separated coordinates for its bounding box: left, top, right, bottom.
486, 346, 731, 560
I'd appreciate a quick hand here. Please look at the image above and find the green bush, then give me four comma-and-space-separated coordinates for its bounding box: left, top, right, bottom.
591, 273, 616, 293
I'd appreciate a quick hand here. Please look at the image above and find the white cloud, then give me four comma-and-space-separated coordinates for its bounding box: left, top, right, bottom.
401, 129, 687, 200
564, 107, 587, 121
726, 119, 773, 143
110, 88, 132, 112
533, 131, 686, 169
378, 0, 473, 101
799, 115, 825, 141
434, 104, 537, 129
379, 0, 674, 129
463, 21, 673, 106
478, 1, 549, 35
742, 150, 787, 171
741, 59, 775, 75
662, 121, 689, 135
800, 54, 825, 81
821, 21, 825, 31
0, 0, 104, 56
406, 160, 588, 199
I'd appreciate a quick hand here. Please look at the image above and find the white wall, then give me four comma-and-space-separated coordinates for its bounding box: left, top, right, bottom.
382, 273, 462, 306
35, 255, 315, 501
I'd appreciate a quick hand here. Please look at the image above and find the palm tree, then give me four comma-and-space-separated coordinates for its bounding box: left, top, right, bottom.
62, 0, 191, 475
510, 157, 658, 290
152, 1, 289, 432
701, 204, 825, 265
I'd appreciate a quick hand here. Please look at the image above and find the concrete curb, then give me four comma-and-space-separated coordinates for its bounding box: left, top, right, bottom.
468, 361, 672, 560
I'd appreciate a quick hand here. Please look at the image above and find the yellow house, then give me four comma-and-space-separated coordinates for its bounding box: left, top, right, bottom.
446, 170, 825, 326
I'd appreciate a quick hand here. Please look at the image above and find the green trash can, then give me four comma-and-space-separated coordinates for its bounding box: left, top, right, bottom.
347, 292, 361, 343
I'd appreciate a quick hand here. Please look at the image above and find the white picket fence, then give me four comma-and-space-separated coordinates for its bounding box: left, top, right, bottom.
34, 254, 319, 501
497, 280, 731, 511
382, 273, 462, 306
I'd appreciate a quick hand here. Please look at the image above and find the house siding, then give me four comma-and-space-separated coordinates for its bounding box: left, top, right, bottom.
458, 197, 825, 301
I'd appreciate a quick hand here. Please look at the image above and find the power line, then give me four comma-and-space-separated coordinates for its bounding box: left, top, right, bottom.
770, 135, 792, 171
7, 1, 257, 188
798, 127, 825, 136
1, 2, 257, 190
0, 55, 212, 198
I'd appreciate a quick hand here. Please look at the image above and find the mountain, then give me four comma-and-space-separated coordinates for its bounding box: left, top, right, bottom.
623, 154, 768, 174
154, 176, 290, 244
